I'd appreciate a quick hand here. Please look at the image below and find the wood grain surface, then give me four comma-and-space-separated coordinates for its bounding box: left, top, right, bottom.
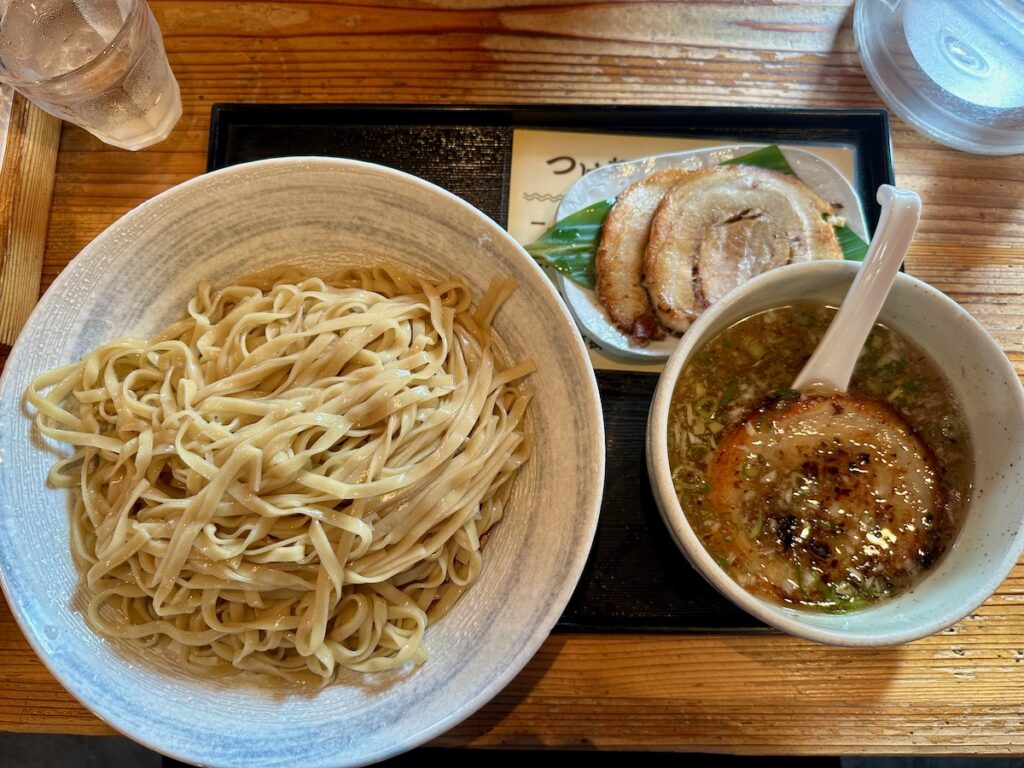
4, 0, 1024, 755
0, 95, 60, 347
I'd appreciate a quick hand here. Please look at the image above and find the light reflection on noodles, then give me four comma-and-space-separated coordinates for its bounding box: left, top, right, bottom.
27, 266, 534, 686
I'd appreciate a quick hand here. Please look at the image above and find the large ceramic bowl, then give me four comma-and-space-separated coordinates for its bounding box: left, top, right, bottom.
647, 260, 1024, 646
0, 158, 605, 767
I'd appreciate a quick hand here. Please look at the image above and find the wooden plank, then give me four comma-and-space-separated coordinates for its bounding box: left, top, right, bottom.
4, 0, 1024, 754
5, 587, 1024, 751
0, 93, 60, 347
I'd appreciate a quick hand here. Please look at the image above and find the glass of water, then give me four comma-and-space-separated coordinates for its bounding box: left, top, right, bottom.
0, 0, 182, 151
855, 0, 1024, 155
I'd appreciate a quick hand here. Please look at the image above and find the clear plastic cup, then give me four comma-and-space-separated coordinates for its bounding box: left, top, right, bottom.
0, 0, 181, 151
855, 0, 1024, 155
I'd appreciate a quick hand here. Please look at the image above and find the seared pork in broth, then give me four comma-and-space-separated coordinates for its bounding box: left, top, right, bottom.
667, 304, 972, 611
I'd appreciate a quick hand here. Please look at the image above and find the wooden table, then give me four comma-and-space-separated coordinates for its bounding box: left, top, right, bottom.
4, 0, 1024, 756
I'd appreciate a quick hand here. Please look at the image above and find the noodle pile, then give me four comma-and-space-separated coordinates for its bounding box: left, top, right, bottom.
27, 266, 533, 685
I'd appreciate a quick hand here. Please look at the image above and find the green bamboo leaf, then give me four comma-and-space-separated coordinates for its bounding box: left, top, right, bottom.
722, 144, 797, 176
834, 224, 870, 261
524, 199, 613, 289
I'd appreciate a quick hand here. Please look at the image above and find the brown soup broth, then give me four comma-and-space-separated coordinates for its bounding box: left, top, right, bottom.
667, 304, 973, 611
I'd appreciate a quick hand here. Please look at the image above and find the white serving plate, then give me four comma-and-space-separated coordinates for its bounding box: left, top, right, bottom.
555, 144, 869, 362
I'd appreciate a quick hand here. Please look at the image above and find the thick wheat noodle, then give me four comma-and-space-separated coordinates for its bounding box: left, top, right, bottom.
26, 265, 534, 686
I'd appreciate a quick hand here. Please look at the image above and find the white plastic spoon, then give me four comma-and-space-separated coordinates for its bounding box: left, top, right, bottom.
791, 184, 922, 394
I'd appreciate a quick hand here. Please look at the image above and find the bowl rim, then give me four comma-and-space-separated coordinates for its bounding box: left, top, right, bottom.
647, 259, 1024, 646
0, 156, 606, 766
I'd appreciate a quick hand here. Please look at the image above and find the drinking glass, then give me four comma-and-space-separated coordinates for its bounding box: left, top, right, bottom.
0, 0, 182, 151
855, 0, 1024, 155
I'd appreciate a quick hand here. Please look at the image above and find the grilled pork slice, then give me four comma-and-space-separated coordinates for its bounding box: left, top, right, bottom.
644, 166, 841, 335
707, 394, 944, 605
595, 168, 699, 343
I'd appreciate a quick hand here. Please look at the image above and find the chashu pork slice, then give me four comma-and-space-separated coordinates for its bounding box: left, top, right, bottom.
595, 168, 702, 343
644, 165, 842, 335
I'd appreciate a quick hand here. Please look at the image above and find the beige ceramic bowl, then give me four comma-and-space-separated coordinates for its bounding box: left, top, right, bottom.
647, 260, 1024, 646
0, 158, 605, 767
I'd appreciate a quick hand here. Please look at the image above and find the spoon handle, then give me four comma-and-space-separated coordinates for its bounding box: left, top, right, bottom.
792, 185, 922, 394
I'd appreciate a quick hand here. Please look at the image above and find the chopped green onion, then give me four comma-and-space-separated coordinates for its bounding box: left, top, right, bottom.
718, 377, 739, 411
744, 339, 766, 360
772, 387, 801, 400
688, 443, 710, 459
695, 395, 718, 419
672, 462, 708, 491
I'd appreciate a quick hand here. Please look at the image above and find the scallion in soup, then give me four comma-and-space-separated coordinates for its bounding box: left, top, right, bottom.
667, 304, 972, 612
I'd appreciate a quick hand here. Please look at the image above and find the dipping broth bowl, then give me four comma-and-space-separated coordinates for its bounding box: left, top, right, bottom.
647, 260, 1024, 646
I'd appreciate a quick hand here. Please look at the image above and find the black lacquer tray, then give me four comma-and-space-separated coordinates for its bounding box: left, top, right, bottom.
207, 104, 895, 632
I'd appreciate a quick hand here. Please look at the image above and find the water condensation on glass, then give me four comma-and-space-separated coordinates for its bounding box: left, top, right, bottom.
0, 0, 180, 150
0, 0, 120, 80
855, 0, 1024, 154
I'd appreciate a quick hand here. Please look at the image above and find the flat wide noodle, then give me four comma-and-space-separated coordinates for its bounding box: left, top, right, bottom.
27, 266, 533, 686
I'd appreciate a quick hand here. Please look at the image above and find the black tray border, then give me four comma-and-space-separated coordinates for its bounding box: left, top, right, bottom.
208, 103, 895, 232
205, 103, 896, 634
